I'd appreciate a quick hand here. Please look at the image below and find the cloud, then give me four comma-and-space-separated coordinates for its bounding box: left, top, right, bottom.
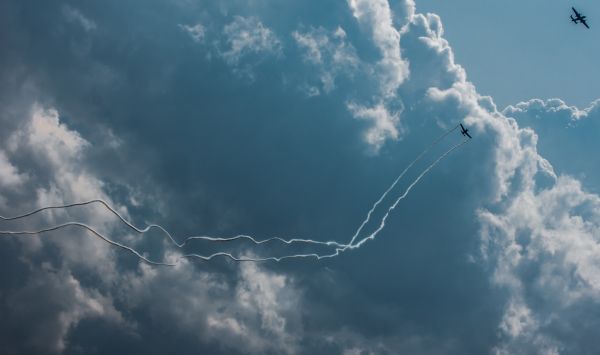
179, 23, 206, 42
347, 101, 401, 152
3, 1, 600, 354
408, 12, 600, 353
1, 267, 128, 354
348, 0, 409, 97
62, 5, 97, 32
0, 101, 305, 354
220, 16, 282, 66
503, 98, 600, 186
343, 0, 412, 152
293, 26, 359, 93
120, 260, 302, 354
0, 103, 134, 352
0, 150, 27, 189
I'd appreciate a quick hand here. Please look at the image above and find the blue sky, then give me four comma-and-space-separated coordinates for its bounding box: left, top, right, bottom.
0, 1, 599, 354
418, 0, 600, 108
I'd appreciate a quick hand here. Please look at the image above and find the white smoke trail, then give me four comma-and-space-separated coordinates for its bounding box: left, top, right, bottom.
187, 137, 470, 262
0, 200, 345, 248
0, 125, 459, 252
0, 139, 468, 266
0, 222, 177, 266
345, 124, 459, 248
348, 138, 469, 250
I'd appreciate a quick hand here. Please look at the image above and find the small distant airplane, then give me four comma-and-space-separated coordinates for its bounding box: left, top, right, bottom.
571, 7, 590, 29
460, 123, 472, 139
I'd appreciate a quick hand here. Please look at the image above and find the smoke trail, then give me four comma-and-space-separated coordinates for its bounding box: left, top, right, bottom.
0, 125, 460, 252
0, 137, 468, 264
348, 138, 469, 250
0, 199, 344, 248
345, 124, 460, 248
0, 222, 177, 266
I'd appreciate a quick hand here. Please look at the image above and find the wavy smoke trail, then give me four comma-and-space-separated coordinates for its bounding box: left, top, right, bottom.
0, 129, 468, 264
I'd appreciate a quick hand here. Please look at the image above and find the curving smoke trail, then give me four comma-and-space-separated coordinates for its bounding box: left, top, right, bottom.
183, 137, 470, 261
0, 125, 460, 250
344, 124, 460, 248
0, 199, 346, 248
0, 222, 177, 266
347, 138, 470, 250
0, 129, 469, 264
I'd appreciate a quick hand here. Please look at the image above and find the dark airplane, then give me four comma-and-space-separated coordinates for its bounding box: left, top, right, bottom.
571, 7, 590, 29
460, 123, 472, 139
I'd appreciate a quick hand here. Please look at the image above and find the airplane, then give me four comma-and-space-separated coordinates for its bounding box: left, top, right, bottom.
571, 7, 590, 29
460, 123, 472, 139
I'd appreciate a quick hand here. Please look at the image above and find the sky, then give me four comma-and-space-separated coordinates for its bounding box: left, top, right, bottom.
417, 0, 600, 108
0, 1, 599, 354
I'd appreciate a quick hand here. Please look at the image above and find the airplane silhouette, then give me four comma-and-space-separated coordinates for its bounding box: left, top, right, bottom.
571, 7, 590, 29
460, 123, 472, 139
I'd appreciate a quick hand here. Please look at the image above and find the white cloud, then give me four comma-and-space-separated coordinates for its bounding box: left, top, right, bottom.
4, 267, 128, 353
0, 150, 27, 189
62, 6, 97, 32
1, 102, 130, 293
121, 260, 302, 354
11, 105, 88, 168
221, 16, 281, 65
501, 98, 600, 199
342, 0, 411, 151
347, 101, 401, 152
179, 23, 206, 42
4, 1, 600, 353
293, 26, 359, 93
503, 98, 596, 121
0, 101, 306, 354
348, 0, 409, 97
406, 9, 600, 352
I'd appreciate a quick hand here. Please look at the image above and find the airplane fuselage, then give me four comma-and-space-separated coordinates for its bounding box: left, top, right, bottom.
571, 8, 589, 28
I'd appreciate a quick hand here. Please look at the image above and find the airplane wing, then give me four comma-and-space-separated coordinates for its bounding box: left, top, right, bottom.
582, 18, 590, 29
465, 131, 472, 139
460, 123, 465, 130
572, 7, 580, 17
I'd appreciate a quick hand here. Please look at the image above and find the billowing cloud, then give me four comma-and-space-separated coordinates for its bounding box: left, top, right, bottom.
2, 1, 600, 354
348, 0, 409, 97
1, 267, 128, 354
120, 260, 302, 354
410, 11, 600, 354
504, 98, 600, 186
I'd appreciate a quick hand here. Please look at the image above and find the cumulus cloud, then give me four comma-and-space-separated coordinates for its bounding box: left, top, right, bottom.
347, 101, 401, 152
0, 102, 306, 354
348, 0, 409, 97
220, 16, 282, 65
410, 10, 600, 353
121, 260, 302, 354
293, 26, 359, 93
503, 98, 600, 185
4, 1, 600, 354
1, 267, 128, 354
0, 104, 136, 352
343, 0, 412, 151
